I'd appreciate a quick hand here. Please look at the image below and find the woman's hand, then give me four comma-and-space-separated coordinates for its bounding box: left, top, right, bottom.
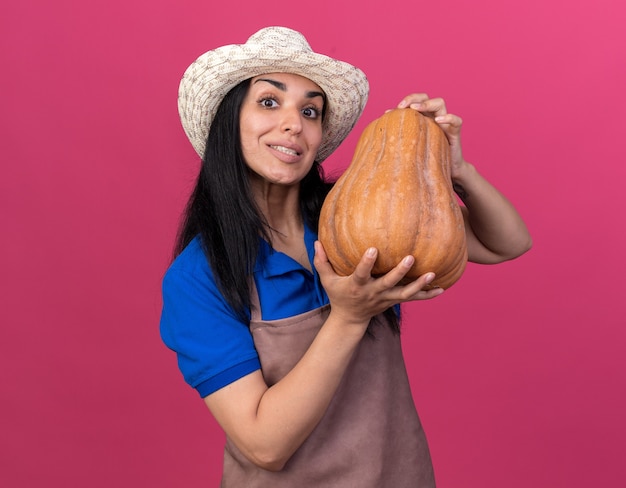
314, 241, 443, 327
397, 94, 466, 179
397, 93, 532, 263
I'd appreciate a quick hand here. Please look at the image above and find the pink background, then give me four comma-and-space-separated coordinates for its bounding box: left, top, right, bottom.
2, 0, 625, 486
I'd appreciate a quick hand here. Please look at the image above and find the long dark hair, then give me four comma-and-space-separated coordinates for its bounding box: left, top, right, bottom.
174, 78, 399, 332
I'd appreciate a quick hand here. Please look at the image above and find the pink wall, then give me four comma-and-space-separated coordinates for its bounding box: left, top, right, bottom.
2, 0, 625, 486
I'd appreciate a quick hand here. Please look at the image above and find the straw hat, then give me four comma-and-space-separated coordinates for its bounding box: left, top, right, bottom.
178, 26, 369, 162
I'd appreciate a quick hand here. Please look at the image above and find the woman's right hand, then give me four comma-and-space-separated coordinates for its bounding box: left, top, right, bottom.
313, 241, 444, 327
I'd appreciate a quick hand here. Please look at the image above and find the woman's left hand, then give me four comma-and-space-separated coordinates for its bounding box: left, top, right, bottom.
397, 94, 533, 264
397, 94, 465, 179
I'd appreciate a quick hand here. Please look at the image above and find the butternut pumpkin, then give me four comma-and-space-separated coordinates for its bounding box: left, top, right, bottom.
318, 108, 467, 289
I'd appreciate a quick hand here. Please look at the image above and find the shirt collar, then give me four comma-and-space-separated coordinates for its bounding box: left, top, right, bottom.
254, 222, 318, 279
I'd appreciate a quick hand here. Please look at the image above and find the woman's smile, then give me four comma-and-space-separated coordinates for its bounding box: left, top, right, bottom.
269, 144, 300, 157
267, 142, 304, 163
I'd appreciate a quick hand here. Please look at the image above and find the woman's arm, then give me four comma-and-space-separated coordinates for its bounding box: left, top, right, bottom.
398, 94, 532, 263
453, 162, 532, 263
204, 245, 442, 471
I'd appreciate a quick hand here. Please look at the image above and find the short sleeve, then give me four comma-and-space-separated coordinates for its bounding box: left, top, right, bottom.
159, 240, 260, 398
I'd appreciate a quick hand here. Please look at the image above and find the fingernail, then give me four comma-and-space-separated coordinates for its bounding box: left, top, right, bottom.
403, 256, 414, 266
425, 273, 435, 283
398, 100, 407, 108
366, 247, 377, 257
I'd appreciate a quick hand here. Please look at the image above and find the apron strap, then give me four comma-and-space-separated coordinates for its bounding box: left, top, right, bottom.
249, 277, 262, 322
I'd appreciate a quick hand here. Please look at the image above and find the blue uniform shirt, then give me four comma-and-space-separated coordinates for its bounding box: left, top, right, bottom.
160, 224, 328, 398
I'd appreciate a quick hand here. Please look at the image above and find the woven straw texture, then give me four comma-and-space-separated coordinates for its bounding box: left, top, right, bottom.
178, 27, 369, 162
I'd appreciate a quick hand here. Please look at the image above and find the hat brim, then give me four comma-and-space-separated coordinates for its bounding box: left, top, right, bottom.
178, 28, 369, 162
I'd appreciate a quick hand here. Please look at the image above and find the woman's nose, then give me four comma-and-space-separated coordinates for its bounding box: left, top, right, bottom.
280, 109, 302, 134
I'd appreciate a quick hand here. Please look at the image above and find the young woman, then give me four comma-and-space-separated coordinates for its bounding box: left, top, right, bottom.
160, 27, 531, 487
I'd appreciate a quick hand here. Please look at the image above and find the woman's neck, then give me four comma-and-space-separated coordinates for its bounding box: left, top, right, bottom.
252, 180, 303, 236
251, 179, 311, 271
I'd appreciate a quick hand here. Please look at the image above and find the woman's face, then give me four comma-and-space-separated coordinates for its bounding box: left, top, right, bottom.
239, 72, 325, 188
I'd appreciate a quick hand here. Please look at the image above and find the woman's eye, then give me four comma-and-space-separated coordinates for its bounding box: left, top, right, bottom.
260, 98, 278, 108
302, 107, 321, 119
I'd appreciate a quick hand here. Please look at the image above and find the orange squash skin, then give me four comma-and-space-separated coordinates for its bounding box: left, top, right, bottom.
318, 108, 468, 289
